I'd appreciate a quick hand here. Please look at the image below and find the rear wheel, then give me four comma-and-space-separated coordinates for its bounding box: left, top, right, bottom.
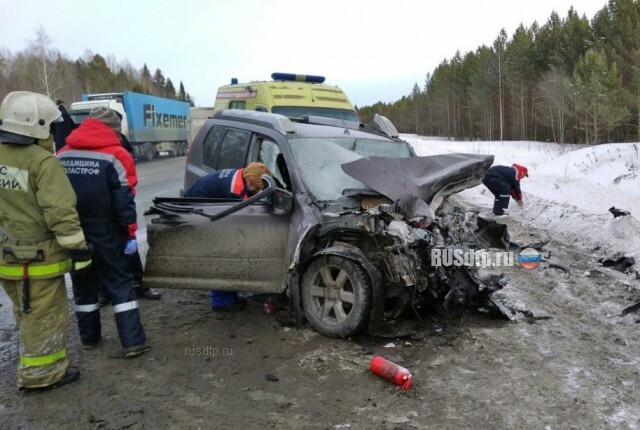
142, 143, 154, 162
301, 256, 371, 337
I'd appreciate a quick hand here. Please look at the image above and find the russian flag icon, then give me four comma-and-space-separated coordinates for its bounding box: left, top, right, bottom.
518, 248, 541, 270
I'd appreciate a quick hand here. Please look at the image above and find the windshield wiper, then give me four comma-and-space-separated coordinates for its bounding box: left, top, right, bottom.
341, 188, 381, 197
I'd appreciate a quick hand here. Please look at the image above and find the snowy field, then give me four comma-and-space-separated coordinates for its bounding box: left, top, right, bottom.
404, 135, 640, 260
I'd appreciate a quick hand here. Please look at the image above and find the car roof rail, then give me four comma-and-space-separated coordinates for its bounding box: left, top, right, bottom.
290, 115, 364, 131
290, 114, 400, 139
213, 109, 296, 135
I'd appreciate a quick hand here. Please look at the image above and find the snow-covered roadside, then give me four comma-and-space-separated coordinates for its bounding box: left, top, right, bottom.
403, 135, 640, 260
400, 137, 640, 429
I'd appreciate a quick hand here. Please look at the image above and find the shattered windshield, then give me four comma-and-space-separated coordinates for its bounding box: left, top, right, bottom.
290, 137, 412, 201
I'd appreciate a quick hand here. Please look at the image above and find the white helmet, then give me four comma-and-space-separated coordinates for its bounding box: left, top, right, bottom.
0, 91, 62, 144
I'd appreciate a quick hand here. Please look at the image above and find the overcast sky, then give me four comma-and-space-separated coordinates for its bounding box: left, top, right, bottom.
3, 0, 607, 107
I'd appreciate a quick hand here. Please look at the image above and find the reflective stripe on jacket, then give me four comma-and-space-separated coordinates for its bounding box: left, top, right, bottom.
0, 142, 86, 279
0, 258, 91, 280
20, 347, 66, 367
185, 168, 249, 200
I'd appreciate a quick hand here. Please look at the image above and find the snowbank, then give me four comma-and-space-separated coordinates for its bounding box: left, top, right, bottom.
403, 135, 640, 258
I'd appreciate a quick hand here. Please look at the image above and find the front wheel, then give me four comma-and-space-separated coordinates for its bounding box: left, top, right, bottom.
301, 256, 371, 338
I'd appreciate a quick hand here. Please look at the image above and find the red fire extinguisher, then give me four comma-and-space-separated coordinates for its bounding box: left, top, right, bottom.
370, 355, 412, 390
264, 297, 276, 315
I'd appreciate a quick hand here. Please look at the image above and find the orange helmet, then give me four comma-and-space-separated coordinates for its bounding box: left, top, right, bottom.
513, 164, 529, 180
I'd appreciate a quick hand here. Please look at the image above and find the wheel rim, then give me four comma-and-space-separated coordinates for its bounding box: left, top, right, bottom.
308, 264, 356, 326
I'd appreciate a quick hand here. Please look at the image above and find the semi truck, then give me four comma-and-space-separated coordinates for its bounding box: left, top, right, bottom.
69, 91, 190, 161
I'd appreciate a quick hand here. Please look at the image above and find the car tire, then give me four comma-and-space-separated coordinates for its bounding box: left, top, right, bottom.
301, 256, 371, 338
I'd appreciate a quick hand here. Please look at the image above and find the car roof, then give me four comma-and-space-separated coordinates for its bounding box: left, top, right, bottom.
211, 109, 397, 141
290, 122, 393, 140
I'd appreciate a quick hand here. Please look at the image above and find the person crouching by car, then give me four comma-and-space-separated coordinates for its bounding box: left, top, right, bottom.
482, 163, 528, 216
184, 162, 272, 312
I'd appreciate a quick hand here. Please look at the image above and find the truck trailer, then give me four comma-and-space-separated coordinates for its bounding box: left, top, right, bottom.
69, 91, 190, 161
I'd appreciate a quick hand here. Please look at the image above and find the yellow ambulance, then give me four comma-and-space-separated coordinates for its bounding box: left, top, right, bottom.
213, 73, 360, 122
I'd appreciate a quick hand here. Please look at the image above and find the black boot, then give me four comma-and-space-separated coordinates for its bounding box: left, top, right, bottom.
19, 367, 81, 393
493, 195, 510, 215
136, 285, 162, 300
54, 367, 81, 387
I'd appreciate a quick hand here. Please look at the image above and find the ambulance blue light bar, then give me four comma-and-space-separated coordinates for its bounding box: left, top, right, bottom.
271, 73, 326, 84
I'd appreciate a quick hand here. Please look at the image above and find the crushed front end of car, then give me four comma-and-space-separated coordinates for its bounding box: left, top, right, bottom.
292, 153, 510, 337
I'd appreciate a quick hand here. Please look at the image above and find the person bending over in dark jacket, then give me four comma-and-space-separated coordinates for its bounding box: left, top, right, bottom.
184, 162, 272, 312
482, 163, 528, 216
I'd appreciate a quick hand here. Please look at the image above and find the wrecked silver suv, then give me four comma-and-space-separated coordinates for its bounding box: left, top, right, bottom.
144, 110, 500, 337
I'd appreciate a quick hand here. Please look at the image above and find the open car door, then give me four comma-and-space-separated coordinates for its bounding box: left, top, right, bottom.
144, 177, 293, 293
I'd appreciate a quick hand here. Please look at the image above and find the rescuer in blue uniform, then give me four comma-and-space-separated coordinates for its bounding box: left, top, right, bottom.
185, 162, 272, 311
58, 107, 150, 358
482, 163, 528, 215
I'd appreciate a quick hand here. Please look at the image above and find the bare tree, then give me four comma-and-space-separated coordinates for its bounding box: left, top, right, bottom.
105, 54, 119, 73
119, 59, 140, 80
0, 47, 12, 97
536, 68, 568, 143
82, 49, 94, 62
493, 29, 507, 141
26, 24, 66, 99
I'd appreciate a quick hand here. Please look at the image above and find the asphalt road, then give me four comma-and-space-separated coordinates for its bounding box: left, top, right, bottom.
135, 155, 187, 232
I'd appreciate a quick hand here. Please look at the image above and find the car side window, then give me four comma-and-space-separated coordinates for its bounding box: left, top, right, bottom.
202, 126, 225, 170
217, 129, 251, 170
258, 139, 291, 190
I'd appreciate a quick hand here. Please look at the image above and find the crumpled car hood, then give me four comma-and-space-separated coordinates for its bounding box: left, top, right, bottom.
341, 153, 494, 219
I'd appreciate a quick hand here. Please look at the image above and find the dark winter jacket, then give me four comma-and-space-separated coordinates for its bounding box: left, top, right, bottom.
483, 165, 523, 200
184, 168, 249, 199
119, 133, 135, 159
53, 105, 78, 153
57, 118, 138, 238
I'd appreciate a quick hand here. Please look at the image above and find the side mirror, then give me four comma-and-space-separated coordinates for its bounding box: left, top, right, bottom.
271, 188, 293, 211
373, 114, 399, 138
